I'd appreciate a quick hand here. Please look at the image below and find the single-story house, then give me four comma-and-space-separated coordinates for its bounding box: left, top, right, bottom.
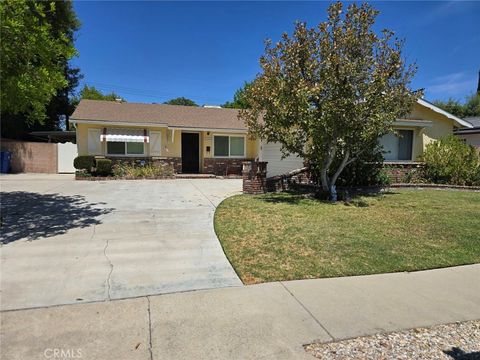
455, 117, 480, 148
70, 98, 472, 177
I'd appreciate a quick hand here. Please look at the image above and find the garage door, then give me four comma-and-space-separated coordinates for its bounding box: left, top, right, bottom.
260, 141, 304, 178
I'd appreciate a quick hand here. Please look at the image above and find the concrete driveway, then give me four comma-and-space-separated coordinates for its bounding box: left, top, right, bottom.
1, 174, 242, 311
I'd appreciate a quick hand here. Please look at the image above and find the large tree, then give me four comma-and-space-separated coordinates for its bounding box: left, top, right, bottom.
241, 2, 419, 200
0, 0, 77, 124
164, 97, 198, 106
43, 0, 82, 131
222, 82, 253, 109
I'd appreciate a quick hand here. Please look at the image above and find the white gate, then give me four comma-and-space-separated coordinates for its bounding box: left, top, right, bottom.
57, 142, 78, 173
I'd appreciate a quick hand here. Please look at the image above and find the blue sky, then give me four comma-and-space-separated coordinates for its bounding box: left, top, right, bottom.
72, 1, 480, 105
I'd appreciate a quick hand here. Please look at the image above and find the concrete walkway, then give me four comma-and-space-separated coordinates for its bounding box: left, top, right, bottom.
1, 175, 242, 310
2, 264, 479, 360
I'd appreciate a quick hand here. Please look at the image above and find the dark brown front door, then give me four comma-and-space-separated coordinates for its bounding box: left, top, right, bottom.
181, 132, 199, 173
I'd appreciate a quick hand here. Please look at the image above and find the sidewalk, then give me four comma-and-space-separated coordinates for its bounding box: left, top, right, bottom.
2, 264, 479, 360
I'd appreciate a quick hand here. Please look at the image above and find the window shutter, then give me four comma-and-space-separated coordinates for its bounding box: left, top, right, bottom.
87, 129, 101, 155
150, 131, 162, 156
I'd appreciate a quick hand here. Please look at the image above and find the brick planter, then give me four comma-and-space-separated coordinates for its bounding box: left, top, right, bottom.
383, 162, 424, 183
242, 161, 268, 194
204, 158, 252, 176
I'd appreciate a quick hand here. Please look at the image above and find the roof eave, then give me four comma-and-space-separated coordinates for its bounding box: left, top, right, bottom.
417, 99, 473, 128
69, 118, 248, 132
69, 118, 169, 128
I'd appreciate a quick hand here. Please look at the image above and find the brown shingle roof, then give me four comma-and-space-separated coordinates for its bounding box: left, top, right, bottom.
70, 99, 247, 130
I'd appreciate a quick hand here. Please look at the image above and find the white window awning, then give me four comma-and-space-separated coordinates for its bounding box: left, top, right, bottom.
101, 128, 149, 143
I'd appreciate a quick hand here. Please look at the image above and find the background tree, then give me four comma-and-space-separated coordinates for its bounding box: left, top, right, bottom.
432, 98, 466, 118
463, 93, 480, 117
44, 0, 82, 131
78, 85, 125, 102
433, 72, 480, 118
222, 82, 253, 109
240, 2, 418, 200
433, 94, 480, 118
0, 0, 80, 139
163, 97, 198, 106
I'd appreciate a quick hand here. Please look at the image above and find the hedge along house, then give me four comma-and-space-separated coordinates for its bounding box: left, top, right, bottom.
70, 99, 257, 175
70, 98, 472, 178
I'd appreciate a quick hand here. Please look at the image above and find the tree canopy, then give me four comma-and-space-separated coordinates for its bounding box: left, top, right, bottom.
240, 2, 418, 200
0, 0, 78, 124
433, 94, 480, 118
164, 97, 198, 106
44, 0, 82, 131
79, 85, 125, 102
222, 82, 253, 109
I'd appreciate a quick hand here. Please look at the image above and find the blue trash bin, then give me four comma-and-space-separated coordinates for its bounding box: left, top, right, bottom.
0, 151, 12, 173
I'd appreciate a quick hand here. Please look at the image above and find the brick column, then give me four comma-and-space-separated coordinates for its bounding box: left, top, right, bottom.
242, 161, 268, 194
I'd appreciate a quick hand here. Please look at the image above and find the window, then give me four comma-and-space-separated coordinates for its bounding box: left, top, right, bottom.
107, 142, 125, 155
214, 136, 229, 157
127, 142, 144, 154
379, 129, 413, 161
213, 135, 245, 157
107, 142, 145, 156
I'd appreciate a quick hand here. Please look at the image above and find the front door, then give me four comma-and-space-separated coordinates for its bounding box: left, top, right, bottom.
181, 132, 200, 173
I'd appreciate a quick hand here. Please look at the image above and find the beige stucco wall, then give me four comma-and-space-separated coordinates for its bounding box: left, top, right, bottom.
75, 101, 459, 165
76, 123, 170, 157
390, 102, 456, 161
76, 124, 256, 167
200, 131, 257, 159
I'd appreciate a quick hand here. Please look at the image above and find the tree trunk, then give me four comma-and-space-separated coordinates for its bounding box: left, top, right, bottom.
319, 145, 336, 195
318, 149, 356, 202
328, 150, 350, 202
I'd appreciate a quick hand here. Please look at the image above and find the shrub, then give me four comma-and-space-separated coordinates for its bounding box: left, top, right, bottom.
335, 145, 386, 186
75, 169, 91, 177
95, 159, 112, 176
73, 156, 95, 171
421, 136, 480, 186
111, 163, 174, 178
376, 168, 391, 186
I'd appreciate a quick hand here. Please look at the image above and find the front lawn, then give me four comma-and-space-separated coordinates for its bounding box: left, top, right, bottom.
214, 189, 480, 284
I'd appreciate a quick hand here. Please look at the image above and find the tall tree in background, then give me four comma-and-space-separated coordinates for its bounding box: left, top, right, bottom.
222, 82, 253, 109
433, 72, 480, 118
164, 97, 198, 106
433, 94, 480, 118
78, 85, 125, 102
241, 2, 418, 200
0, 0, 80, 138
44, 0, 82, 131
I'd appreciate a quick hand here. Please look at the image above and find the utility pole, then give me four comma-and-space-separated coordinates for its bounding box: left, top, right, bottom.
477, 69, 480, 95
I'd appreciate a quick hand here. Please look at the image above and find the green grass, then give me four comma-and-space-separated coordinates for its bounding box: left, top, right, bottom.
214, 189, 480, 284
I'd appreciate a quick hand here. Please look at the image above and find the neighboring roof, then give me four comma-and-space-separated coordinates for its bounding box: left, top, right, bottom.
416, 98, 473, 128
455, 116, 480, 134
70, 99, 247, 131
465, 116, 480, 128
